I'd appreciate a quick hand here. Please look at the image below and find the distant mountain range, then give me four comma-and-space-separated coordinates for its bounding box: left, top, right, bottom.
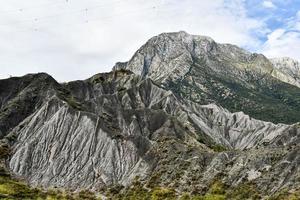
0, 31, 299, 199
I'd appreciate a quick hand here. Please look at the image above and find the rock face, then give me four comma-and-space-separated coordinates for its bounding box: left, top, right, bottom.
114, 31, 273, 82
114, 31, 300, 124
271, 57, 300, 88
1, 32, 300, 197
0, 73, 61, 138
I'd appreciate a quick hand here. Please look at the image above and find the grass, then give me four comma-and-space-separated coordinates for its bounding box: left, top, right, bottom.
0, 176, 100, 200
0, 174, 298, 200
0, 176, 44, 199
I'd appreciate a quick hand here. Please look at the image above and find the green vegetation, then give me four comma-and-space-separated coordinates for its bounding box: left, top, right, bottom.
106, 180, 263, 200
166, 57, 300, 124
0, 174, 298, 200
226, 183, 261, 200
0, 175, 45, 199
64, 96, 83, 110
209, 144, 227, 152
268, 188, 300, 200
151, 188, 177, 200
57, 89, 83, 110
0, 175, 100, 200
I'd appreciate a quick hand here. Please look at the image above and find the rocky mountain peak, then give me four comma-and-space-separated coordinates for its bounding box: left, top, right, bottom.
155, 30, 216, 46
113, 31, 273, 83
113, 31, 221, 82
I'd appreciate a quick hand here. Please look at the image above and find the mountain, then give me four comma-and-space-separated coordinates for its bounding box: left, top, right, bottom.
0, 31, 300, 199
114, 31, 300, 124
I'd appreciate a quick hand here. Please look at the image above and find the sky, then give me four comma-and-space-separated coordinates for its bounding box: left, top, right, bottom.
0, 0, 300, 81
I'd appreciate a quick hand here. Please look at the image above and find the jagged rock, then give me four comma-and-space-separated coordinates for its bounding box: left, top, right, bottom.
271, 57, 300, 88
0, 70, 298, 196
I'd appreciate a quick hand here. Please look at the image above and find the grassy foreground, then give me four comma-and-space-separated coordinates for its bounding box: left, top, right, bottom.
0, 175, 99, 200
0, 175, 299, 200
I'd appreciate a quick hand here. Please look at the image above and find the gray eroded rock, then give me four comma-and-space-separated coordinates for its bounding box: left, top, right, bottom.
271, 57, 300, 88
2, 70, 299, 195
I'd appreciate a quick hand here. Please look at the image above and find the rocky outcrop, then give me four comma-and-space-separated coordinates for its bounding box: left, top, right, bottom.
271, 57, 300, 88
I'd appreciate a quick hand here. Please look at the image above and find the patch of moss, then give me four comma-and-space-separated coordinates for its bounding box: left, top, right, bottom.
210, 145, 227, 152
208, 181, 226, 195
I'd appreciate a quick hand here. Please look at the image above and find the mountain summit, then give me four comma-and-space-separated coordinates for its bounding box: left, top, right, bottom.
0, 31, 300, 199
114, 31, 272, 82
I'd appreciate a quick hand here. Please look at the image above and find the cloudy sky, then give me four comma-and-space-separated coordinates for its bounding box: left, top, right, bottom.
0, 0, 300, 81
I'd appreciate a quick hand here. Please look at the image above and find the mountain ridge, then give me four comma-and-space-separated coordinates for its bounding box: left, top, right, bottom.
1, 69, 299, 195
114, 31, 300, 124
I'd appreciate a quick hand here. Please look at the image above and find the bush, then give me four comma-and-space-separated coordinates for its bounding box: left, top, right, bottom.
208, 181, 226, 195
226, 183, 260, 200
151, 188, 176, 200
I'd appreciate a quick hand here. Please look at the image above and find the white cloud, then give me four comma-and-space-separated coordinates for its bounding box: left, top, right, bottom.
0, 0, 267, 81
261, 11, 300, 61
262, 1, 277, 9
262, 31, 300, 60
266, 29, 286, 42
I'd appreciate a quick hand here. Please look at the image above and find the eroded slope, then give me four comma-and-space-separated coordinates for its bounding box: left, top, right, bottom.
0, 70, 298, 197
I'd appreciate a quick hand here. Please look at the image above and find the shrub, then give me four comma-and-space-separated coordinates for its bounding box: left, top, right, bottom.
151, 188, 176, 200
